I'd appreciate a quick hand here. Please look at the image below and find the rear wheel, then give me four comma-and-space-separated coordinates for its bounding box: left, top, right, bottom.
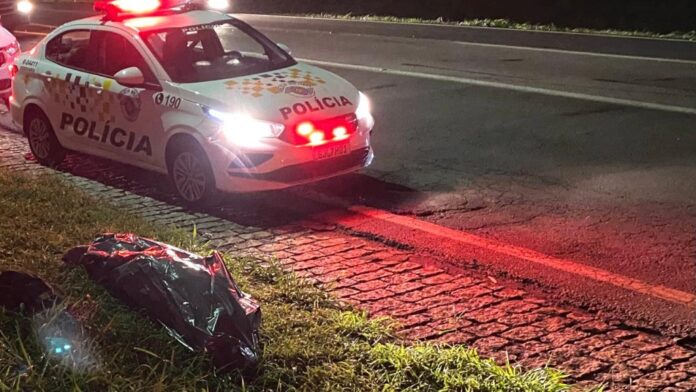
167, 140, 220, 206
25, 109, 65, 167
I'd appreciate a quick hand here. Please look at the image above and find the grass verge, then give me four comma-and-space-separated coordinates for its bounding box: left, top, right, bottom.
298, 14, 696, 42
0, 168, 578, 391
36, 0, 696, 41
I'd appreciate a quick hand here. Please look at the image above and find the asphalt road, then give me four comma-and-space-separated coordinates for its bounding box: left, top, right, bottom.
11, 6, 696, 336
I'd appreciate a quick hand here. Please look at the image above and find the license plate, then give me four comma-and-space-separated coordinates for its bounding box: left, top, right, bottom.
312, 142, 350, 161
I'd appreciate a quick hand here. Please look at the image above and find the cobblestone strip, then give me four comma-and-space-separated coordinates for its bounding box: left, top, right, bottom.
1, 131, 694, 391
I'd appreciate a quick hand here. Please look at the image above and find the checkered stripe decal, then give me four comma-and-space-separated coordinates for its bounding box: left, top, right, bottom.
44, 73, 117, 123
224, 67, 326, 98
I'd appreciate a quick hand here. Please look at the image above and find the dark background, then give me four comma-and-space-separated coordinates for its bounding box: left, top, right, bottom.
233, 0, 696, 33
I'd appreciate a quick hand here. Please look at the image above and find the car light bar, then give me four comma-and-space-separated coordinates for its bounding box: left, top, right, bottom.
98, 0, 161, 14
94, 0, 228, 20
284, 114, 358, 146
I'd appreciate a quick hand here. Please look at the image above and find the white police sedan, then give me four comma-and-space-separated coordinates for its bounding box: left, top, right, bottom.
11, 0, 374, 204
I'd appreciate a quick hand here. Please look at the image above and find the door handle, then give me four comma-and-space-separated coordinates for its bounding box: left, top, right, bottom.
92, 81, 103, 93
41, 71, 52, 82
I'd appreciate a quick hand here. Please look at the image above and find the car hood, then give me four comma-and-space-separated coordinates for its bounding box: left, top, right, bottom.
170, 62, 360, 124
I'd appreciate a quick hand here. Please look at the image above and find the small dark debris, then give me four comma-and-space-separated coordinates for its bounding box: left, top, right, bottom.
0, 270, 58, 314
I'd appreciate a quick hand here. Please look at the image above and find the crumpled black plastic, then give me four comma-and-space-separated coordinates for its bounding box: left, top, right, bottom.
63, 233, 261, 372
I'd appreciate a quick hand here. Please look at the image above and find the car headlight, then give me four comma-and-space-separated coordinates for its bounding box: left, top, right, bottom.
356, 92, 372, 120
17, 0, 33, 14
206, 0, 229, 10
206, 109, 285, 144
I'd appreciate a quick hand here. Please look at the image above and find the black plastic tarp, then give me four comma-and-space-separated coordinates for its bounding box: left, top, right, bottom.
63, 233, 261, 372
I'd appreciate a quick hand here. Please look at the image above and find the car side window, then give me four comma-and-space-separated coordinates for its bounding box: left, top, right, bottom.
45, 30, 92, 70
46, 29, 156, 84
99, 32, 156, 83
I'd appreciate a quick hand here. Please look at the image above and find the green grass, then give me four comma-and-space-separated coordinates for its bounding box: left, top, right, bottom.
0, 168, 578, 391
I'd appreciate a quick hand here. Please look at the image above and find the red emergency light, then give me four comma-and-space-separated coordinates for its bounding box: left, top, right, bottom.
95, 0, 227, 19
283, 114, 358, 146
8, 64, 18, 78
101, 0, 161, 14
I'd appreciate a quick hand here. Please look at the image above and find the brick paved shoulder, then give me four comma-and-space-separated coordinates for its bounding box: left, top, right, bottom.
1, 131, 694, 391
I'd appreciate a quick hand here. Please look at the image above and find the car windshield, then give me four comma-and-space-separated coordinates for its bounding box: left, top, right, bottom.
141, 19, 296, 83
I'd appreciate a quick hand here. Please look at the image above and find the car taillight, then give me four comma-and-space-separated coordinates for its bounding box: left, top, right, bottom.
8, 64, 18, 78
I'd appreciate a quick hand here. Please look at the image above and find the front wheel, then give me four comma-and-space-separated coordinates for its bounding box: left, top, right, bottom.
167, 142, 220, 206
25, 109, 65, 167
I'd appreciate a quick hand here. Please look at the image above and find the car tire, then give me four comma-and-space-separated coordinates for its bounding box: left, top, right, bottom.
25, 109, 65, 167
167, 139, 220, 207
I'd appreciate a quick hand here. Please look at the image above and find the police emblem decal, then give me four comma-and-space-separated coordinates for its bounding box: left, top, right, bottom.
283, 82, 316, 98
119, 88, 142, 121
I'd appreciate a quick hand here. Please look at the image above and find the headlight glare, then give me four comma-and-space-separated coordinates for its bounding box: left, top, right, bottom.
206, 0, 229, 10
207, 109, 284, 144
17, 0, 33, 14
356, 92, 371, 120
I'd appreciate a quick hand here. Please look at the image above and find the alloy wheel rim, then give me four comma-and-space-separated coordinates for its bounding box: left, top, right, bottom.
172, 152, 207, 202
28, 118, 50, 159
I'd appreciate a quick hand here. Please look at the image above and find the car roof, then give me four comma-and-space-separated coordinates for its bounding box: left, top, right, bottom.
61, 9, 233, 33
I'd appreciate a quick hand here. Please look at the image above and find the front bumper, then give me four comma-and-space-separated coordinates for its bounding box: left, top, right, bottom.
229, 146, 372, 183
205, 122, 374, 193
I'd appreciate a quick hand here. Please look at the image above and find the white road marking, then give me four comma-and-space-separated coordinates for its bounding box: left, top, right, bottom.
19, 22, 696, 115
26, 23, 58, 29
256, 24, 696, 65
452, 41, 696, 65
14, 31, 50, 36
301, 58, 696, 116
240, 14, 696, 65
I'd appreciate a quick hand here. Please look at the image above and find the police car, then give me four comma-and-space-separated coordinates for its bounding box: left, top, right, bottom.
11, 0, 374, 204
0, 24, 21, 107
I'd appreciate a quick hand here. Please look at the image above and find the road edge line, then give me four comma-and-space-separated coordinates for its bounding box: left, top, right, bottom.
345, 205, 696, 305
300, 192, 695, 306
301, 58, 696, 116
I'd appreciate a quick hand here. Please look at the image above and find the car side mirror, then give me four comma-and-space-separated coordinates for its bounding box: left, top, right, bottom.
114, 67, 145, 87
277, 43, 291, 55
